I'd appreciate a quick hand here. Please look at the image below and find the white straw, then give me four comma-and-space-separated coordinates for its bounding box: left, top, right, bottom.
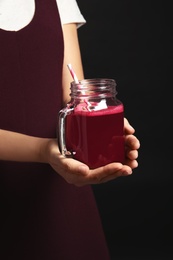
67, 63, 91, 110
67, 63, 79, 83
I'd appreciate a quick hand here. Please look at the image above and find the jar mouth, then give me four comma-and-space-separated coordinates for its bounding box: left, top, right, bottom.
70, 78, 117, 94
72, 78, 116, 86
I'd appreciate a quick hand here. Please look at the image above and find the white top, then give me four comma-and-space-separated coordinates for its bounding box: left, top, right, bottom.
0, 0, 86, 31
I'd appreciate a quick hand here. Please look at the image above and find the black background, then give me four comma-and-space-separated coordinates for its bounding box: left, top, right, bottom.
77, 1, 172, 259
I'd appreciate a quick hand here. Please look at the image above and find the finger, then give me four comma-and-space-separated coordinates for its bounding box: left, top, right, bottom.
126, 149, 138, 160
87, 163, 132, 184
125, 134, 140, 150
99, 168, 133, 183
124, 158, 138, 169
124, 118, 135, 134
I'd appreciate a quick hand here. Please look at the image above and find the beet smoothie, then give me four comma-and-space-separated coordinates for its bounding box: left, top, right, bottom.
65, 103, 124, 169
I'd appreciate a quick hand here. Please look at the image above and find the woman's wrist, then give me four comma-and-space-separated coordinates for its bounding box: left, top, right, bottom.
40, 138, 60, 165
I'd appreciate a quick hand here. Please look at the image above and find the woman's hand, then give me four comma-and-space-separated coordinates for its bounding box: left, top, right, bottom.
47, 118, 140, 187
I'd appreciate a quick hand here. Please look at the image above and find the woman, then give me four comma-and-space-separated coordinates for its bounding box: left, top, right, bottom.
0, 0, 140, 259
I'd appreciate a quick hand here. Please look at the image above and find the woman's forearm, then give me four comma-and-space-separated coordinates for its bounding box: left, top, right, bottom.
0, 129, 52, 163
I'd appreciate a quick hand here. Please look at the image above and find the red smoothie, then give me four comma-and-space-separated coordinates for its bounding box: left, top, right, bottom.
65, 103, 125, 169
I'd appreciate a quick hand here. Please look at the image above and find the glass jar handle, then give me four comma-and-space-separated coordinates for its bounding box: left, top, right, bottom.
58, 107, 74, 157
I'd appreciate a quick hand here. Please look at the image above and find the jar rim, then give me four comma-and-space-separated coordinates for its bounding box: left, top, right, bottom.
71, 78, 116, 84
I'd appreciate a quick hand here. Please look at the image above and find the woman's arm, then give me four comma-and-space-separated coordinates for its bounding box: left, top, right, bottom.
0, 129, 51, 162
61, 23, 84, 105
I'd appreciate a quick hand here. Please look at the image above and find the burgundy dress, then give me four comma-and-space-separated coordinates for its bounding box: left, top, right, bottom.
0, 1, 110, 259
